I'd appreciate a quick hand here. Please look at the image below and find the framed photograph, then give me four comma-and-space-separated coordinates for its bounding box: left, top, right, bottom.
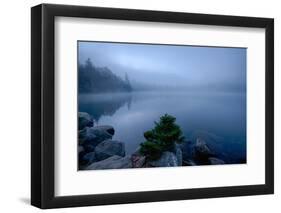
31, 3, 274, 209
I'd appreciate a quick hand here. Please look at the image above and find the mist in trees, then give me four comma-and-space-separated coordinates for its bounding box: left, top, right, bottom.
79, 58, 132, 93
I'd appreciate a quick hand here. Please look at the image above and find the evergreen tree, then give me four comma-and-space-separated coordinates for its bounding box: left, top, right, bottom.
79, 58, 133, 93
125, 72, 130, 84
140, 114, 185, 160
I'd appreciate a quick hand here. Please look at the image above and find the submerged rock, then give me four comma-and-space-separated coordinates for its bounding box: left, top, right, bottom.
194, 138, 214, 162
208, 157, 225, 165
183, 159, 197, 166
85, 155, 132, 170
78, 112, 94, 130
191, 130, 246, 164
95, 139, 125, 161
146, 151, 178, 167
190, 130, 225, 159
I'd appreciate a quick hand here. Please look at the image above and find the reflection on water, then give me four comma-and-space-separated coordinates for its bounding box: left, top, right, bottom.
79, 93, 132, 121
79, 91, 246, 162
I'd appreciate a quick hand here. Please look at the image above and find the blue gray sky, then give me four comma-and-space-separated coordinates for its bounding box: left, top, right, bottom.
78, 41, 246, 92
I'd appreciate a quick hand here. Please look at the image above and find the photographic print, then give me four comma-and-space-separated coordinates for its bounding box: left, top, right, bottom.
31, 4, 274, 208
78, 41, 247, 170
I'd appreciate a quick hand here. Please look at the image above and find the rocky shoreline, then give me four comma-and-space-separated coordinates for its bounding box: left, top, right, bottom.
78, 112, 241, 170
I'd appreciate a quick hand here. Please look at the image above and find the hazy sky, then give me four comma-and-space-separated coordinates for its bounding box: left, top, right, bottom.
78, 41, 246, 92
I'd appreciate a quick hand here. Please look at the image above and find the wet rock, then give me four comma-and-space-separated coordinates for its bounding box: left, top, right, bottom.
190, 130, 225, 159
175, 145, 183, 166
80, 151, 97, 166
85, 155, 132, 170
78, 112, 94, 130
183, 159, 197, 166
78, 145, 84, 154
94, 125, 115, 136
95, 139, 125, 161
83, 144, 96, 153
208, 157, 225, 165
194, 138, 214, 162
146, 151, 178, 167
179, 140, 194, 160
79, 126, 114, 146
131, 154, 146, 168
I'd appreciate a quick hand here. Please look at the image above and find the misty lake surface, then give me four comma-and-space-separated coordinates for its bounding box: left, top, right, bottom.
79, 91, 246, 161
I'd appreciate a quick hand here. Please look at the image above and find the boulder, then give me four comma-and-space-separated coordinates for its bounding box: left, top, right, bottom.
93, 125, 115, 136
190, 130, 246, 164
147, 151, 178, 167
85, 155, 132, 170
78, 112, 94, 130
131, 154, 146, 168
179, 140, 194, 161
79, 126, 114, 147
95, 139, 125, 161
194, 138, 214, 162
130, 147, 146, 168
79, 151, 97, 166
79, 127, 98, 145
208, 157, 225, 165
183, 159, 197, 166
78, 145, 84, 154
78, 146, 86, 168
175, 145, 183, 166
83, 144, 96, 153
190, 130, 225, 159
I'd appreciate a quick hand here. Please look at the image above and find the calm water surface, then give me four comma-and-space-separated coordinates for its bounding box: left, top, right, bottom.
79, 91, 246, 161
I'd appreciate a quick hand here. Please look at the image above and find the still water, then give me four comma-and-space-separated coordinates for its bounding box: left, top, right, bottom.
79, 91, 246, 162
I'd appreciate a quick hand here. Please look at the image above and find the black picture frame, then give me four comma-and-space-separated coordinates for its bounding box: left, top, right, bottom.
31, 3, 274, 209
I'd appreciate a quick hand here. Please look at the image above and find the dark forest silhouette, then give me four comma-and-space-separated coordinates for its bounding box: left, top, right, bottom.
79, 58, 132, 93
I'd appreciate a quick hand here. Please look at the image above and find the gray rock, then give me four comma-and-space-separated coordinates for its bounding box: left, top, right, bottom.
131, 154, 146, 168
175, 145, 183, 166
183, 159, 197, 166
93, 125, 115, 136
79, 126, 114, 146
190, 130, 246, 164
80, 151, 97, 166
78, 112, 94, 130
85, 155, 132, 170
78, 146, 86, 168
78, 145, 84, 154
194, 138, 213, 159
79, 127, 98, 145
130, 147, 146, 168
147, 152, 178, 167
179, 140, 194, 161
190, 130, 224, 158
208, 157, 225, 165
83, 144, 96, 153
95, 139, 125, 161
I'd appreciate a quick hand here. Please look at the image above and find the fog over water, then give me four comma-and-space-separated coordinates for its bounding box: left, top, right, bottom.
79, 41, 246, 92
78, 41, 247, 163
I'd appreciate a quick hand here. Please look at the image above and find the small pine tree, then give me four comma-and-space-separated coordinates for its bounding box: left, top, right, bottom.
140, 114, 184, 160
